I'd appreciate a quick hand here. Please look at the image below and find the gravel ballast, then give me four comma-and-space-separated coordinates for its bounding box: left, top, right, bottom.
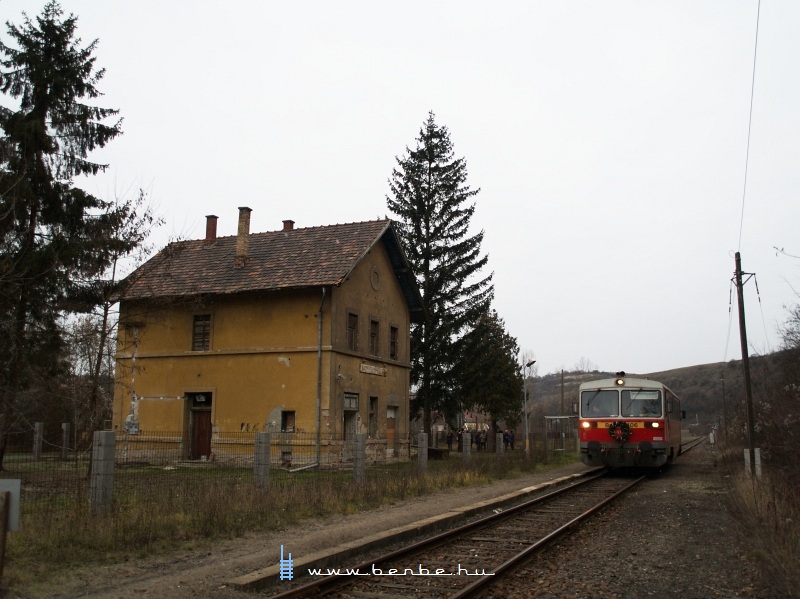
487, 443, 782, 598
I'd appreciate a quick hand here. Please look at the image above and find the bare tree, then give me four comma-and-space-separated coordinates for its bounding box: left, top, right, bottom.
75, 190, 162, 432
574, 357, 597, 373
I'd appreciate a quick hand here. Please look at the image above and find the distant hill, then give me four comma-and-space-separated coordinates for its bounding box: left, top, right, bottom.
529, 353, 786, 430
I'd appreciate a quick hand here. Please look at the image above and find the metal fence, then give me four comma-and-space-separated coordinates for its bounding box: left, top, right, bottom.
114, 430, 413, 468
0, 423, 572, 559
0, 427, 420, 520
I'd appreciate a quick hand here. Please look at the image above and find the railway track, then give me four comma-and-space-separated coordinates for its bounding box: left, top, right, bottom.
680, 435, 706, 454
263, 470, 646, 599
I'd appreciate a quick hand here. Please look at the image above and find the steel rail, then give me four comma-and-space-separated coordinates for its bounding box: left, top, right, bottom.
449, 441, 701, 598
680, 436, 706, 454
265, 470, 611, 599
449, 474, 646, 599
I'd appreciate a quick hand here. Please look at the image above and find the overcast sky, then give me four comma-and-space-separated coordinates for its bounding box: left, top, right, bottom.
4, 1, 799, 377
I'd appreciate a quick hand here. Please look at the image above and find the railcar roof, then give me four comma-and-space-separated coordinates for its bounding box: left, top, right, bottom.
579, 377, 665, 390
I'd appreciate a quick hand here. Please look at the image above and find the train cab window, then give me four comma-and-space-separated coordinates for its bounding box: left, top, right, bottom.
581, 390, 618, 418
621, 390, 661, 417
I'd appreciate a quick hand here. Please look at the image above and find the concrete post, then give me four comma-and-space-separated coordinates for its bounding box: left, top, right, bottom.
744, 448, 763, 478
462, 433, 471, 460
755, 447, 762, 478
544, 427, 549, 462
417, 432, 428, 472
254, 432, 270, 488
496, 433, 504, 454
33, 422, 44, 460
90, 431, 115, 515
61, 423, 71, 461
354, 433, 366, 484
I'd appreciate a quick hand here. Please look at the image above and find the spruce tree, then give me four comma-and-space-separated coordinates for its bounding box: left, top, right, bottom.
0, 2, 124, 465
456, 309, 523, 443
387, 112, 494, 438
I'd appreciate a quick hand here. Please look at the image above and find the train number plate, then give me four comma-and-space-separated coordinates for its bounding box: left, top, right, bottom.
599, 421, 642, 428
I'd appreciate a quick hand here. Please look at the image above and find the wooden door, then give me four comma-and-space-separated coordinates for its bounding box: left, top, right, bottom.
343, 412, 357, 460
191, 410, 212, 460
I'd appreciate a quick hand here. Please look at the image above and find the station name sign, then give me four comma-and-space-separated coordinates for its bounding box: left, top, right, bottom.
360, 363, 387, 377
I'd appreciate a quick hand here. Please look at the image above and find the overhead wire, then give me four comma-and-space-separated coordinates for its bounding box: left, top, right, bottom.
724, 280, 734, 362
753, 275, 773, 356
737, 0, 762, 252
725, 0, 762, 364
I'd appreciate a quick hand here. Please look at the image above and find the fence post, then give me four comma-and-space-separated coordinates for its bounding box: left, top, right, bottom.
495, 433, 504, 454
462, 433, 471, 461
61, 423, 71, 461
0, 490, 8, 582
254, 432, 271, 488
90, 431, 115, 515
417, 432, 428, 473
354, 433, 366, 484
33, 422, 44, 460
543, 418, 550, 462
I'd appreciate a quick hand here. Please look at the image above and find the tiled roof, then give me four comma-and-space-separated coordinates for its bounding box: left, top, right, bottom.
119, 219, 424, 319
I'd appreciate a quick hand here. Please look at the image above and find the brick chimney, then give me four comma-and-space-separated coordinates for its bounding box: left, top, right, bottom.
282, 219, 295, 231
204, 215, 218, 245
235, 207, 252, 268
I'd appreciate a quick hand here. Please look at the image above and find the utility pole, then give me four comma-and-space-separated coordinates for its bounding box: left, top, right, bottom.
560, 370, 565, 416
734, 252, 757, 475
523, 359, 536, 459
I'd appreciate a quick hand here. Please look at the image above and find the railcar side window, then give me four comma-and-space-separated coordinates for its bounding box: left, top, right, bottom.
581, 390, 618, 417
665, 390, 677, 414
621, 390, 662, 417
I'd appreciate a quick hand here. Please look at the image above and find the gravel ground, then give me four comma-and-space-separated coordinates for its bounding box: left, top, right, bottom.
482, 442, 784, 599
11, 442, 784, 599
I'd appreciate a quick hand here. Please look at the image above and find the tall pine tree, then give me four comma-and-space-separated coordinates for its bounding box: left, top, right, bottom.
387, 112, 494, 438
0, 2, 124, 465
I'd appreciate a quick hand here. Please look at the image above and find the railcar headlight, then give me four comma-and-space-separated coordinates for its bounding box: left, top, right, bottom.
615, 378, 625, 386
652, 422, 660, 428
581, 420, 591, 429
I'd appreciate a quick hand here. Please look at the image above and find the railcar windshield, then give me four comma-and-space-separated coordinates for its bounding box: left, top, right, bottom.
621, 389, 662, 417
581, 389, 618, 418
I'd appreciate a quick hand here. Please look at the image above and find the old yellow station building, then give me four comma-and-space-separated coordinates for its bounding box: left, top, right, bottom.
112, 208, 423, 462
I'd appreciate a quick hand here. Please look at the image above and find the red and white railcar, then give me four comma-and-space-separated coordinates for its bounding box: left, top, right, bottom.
579, 373, 684, 468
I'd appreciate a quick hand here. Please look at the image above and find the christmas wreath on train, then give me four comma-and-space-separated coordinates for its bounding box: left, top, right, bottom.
607, 420, 632, 443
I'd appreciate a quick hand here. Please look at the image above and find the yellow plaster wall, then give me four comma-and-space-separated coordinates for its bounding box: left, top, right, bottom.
116, 290, 322, 356
327, 245, 411, 437
113, 241, 413, 440
137, 396, 186, 431
113, 289, 329, 434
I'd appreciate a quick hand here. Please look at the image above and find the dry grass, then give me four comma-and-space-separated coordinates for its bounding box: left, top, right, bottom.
723, 458, 800, 598
5, 447, 575, 585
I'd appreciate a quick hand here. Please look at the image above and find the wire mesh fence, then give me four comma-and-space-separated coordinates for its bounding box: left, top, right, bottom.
0, 423, 572, 559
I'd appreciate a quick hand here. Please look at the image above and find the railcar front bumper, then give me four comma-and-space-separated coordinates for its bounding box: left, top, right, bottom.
581, 440, 669, 468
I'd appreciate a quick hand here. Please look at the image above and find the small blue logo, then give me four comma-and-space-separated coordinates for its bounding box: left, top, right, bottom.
279, 545, 294, 581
